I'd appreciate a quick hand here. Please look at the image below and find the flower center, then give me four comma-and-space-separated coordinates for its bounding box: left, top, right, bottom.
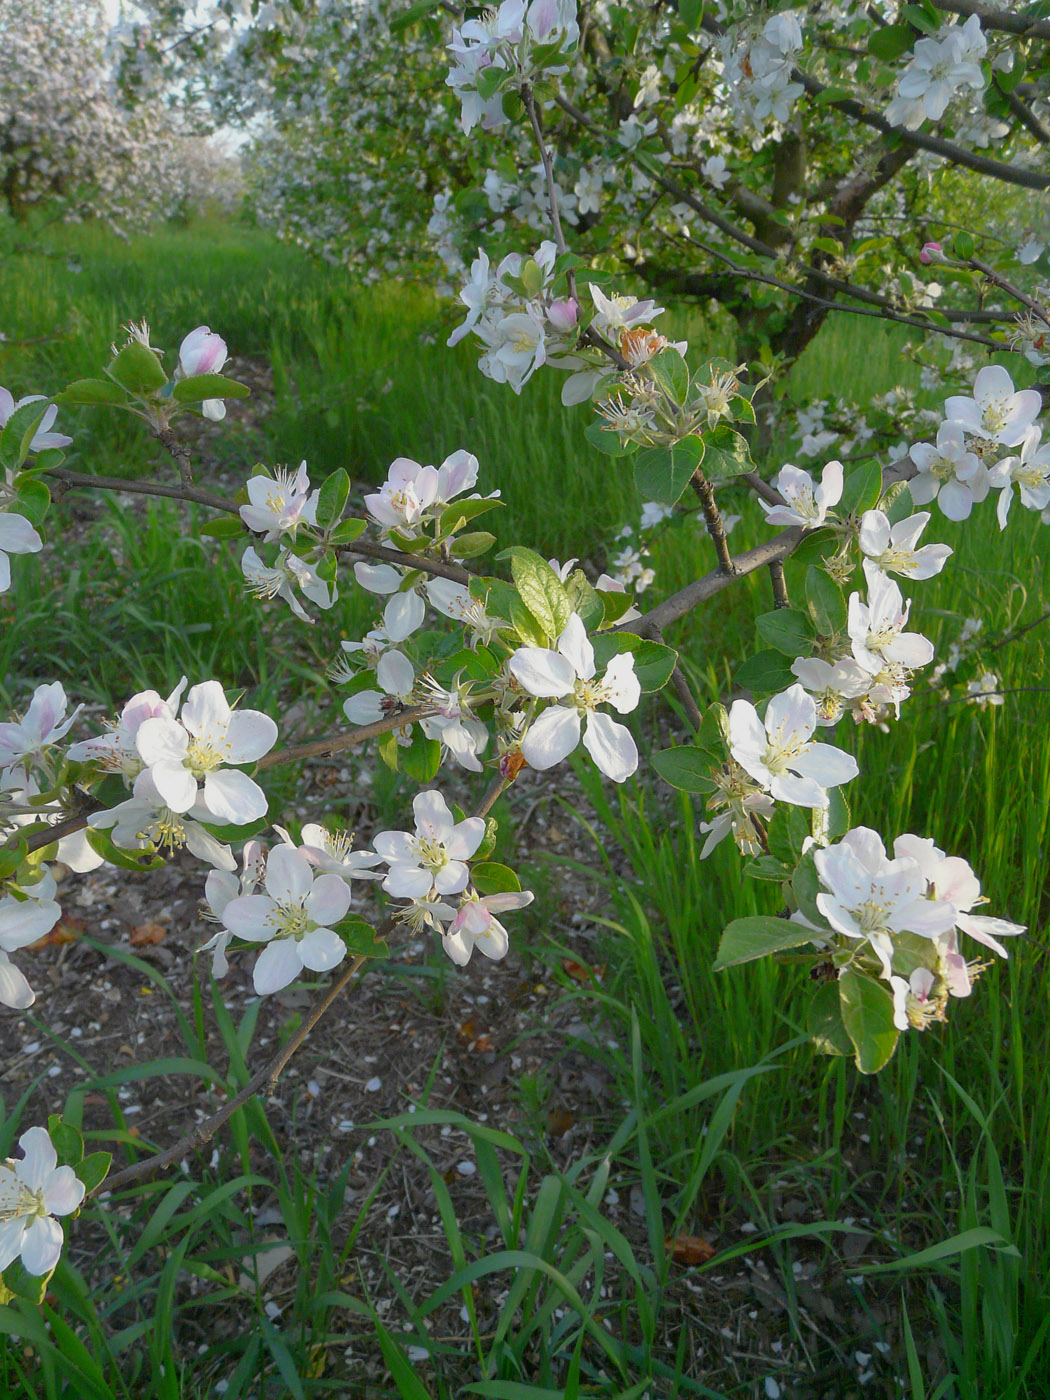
273, 899, 311, 941
412, 837, 449, 874
186, 737, 229, 776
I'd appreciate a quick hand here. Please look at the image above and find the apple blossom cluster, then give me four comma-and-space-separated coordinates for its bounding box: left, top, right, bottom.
446, 0, 579, 135
884, 16, 987, 131
717, 13, 805, 136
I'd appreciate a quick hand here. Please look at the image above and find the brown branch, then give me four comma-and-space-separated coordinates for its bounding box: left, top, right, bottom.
968, 258, 1050, 329
254, 706, 433, 770
156, 426, 195, 487
691, 470, 736, 575
769, 559, 790, 609
928, 0, 1050, 40
344, 537, 473, 584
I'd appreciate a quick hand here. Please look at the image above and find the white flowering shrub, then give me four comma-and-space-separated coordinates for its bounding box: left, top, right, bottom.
0, 0, 1047, 1305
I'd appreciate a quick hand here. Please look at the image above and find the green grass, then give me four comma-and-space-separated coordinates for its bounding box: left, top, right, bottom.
1, 216, 1049, 1397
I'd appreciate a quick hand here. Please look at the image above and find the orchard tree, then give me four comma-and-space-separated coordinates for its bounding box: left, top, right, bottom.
0, 0, 1047, 1348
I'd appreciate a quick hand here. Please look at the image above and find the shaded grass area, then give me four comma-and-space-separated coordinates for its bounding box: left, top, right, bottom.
0, 218, 1048, 1397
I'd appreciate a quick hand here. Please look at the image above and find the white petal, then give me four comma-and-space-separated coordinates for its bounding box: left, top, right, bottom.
556, 614, 595, 680
298, 927, 347, 972
42, 1165, 85, 1217
224, 710, 278, 762
305, 873, 351, 926
508, 646, 576, 697
521, 705, 581, 770
582, 711, 638, 783
202, 769, 269, 824
0, 951, 34, 1008
20, 1215, 64, 1276
17, 1127, 57, 1190
181, 681, 231, 737
253, 939, 304, 995
266, 845, 313, 902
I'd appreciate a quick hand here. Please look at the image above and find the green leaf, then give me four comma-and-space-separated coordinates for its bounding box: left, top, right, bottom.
651, 745, 712, 792
826, 785, 851, 843
766, 804, 811, 866
335, 915, 388, 959
804, 565, 846, 635
901, 3, 941, 34
0, 400, 51, 472
501, 547, 572, 641
788, 526, 839, 569
791, 850, 823, 926
46, 1117, 84, 1168
745, 855, 792, 881
702, 424, 754, 479
400, 732, 441, 784
564, 569, 603, 631
1, 1258, 49, 1304
438, 496, 503, 535
869, 24, 914, 60
200, 516, 245, 539
646, 346, 690, 403
509, 596, 547, 647
858, 1226, 1020, 1275
106, 341, 167, 396
734, 649, 797, 693
634, 437, 703, 506
470, 862, 521, 896
756, 607, 814, 657
807, 980, 853, 1057
584, 421, 636, 458
316, 468, 351, 531
952, 230, 975, 261
451, 531, 496, 559
13, 478, 50, 527
328, 516, 367, 545
839, 970, 899, 1074
85, 827, 167, 871
839, 462, 883, 518
714, 916, 821, 970
592, 632, 677, 692
55, 377, 128, 407
678, 0, 702, 27
172, 373, 250, 403
0, 836, 28, 881
76, 1151, 112, 1194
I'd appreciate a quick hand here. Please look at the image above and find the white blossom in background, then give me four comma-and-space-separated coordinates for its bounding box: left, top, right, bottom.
509, 613, 641, 782
220, 844, 353, 995
966, 672, 1003, 707
728, 684, 859, 808
0, 682, 81, 779
858, 510, 952, 581
908, 421, 989, 520
374, 789, 486, 898
134, 680, 278, 824
987, 428, 1050, 527
814, 827, 957, 978
239, 463, 319, 541
944, 365, 1041, 448
0, 1127, 85, 1276
759, 461, 843, 528
720, 13, 804, 134
442, 888, 534, 965
0, 510, 42, 593
885, 16, 987, 130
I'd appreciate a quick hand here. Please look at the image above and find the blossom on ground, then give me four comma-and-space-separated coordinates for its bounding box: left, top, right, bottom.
908, 421, 989, 520
134, 680, 277, 824
814, 827, 957, 978
374, 789, 486, 898
239, 463, 319, 542
0, 389, 72, 452
0, 512, 42, 593
728, 684, 858, 808
944, 365, 1041, 448
442, 888, 534, 965
220, 843, 352, 995
759, 461, 843, 528
858, 510, 952, 581
0, 1127, 85, 1276
509, 613, 641, 782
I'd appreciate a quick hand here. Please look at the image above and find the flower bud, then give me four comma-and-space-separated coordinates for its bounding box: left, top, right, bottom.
919, 242, 945, 265
178, 325, 228, 378
547, 298, 579, 334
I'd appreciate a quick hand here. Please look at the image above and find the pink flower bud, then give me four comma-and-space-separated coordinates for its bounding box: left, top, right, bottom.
919, 242, 944, 265
547, 298, 579, 334
178, 325, 228, 378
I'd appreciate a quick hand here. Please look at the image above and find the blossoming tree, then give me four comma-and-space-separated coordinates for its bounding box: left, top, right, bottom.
0, 0, 1046, 1309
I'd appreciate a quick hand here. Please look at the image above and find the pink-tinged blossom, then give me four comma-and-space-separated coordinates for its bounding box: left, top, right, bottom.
987, 427, 1050, 528
239, 463, 319, 542
728, 684, 858, 808
67, 679, 187, 779
588, 285, 665, 335
944, 365, 1041, 448
134, 680, 277, 823
814, 827, 957, 978
0, 390, 72, 451
442, 888, 534, 966
0, 512, 42, 593
858, 510, 952, 581
908, 421, 989, 520
220, 844, 352, 996
759, 461, 843, 528
0, 1127, 85, 1276
848, 573, 934, 674
547, 298, 579, 334
893, 835, 1025, 958
509, 614, 640, 783
374, 790, 486, 899
891, 967, 941, 1030
920, 243, 945, 265
0, 682, 81, 775
176, 326, 229, 421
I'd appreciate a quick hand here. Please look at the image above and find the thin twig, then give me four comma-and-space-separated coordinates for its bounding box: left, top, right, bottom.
968, 258, 1050, 329
769, 559, 790, 609
691, 471, 736, 574
156, 426, 195, 487
522, 82, 575, 302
